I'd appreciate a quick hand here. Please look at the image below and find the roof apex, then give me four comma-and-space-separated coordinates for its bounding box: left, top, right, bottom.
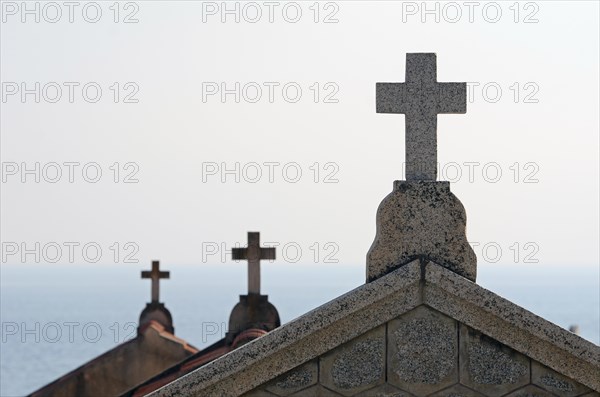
150, 261, 600, 397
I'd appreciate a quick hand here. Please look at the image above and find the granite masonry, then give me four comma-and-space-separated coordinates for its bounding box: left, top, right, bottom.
149, 261, 599, 397
366, 180, 476, 282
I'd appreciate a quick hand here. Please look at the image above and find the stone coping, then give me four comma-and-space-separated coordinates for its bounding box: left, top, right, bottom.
424, 264, 600, 388
151, 261, 600, 396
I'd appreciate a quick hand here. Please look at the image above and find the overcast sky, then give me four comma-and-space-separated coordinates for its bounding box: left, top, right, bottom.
1, 1, 598, 269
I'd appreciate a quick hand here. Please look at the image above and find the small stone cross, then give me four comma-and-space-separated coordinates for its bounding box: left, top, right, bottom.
376, 53, 466, 181
141, 260, 170, 303
232, 232, 276, 295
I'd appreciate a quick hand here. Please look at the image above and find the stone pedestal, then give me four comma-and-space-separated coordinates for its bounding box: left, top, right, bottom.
367, 181, 476, 282
226, 294, 280, 345
139, 302, 174, 334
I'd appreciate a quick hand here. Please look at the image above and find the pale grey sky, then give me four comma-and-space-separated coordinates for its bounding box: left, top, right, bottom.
1, 1, 598, 268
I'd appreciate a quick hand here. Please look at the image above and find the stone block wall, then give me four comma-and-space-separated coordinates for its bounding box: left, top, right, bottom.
243, 306, 597, 397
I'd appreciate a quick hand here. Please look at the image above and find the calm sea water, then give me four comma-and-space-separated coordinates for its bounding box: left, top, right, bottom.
1, 263, 598, 397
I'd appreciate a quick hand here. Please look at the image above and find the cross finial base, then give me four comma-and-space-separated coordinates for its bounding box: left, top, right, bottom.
367, 180, 476, 282
138, 302, 174, 335
226, 294, 280, 345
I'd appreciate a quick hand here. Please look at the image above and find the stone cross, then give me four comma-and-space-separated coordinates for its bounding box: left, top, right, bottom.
376, 53, 466, 181
141, 260, 170, 303
232, 232, 276, 295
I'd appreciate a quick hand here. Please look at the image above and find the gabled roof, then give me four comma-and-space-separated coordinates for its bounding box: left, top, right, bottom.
28, 321, 198, 397
121, 328, 269, 397
149, 260, 600, 397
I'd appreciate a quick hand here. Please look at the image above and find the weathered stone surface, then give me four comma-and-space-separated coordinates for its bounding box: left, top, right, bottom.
371, 54, 474, 282
376, 53, 466, 181
428, 384, 485, 397
503, 385, 556, 397
288, 385, 343, 397
367, 180, 476, 282
320, 326, 386, 396
387, 306, 458, 395
265, 360, 318, 396
423, 263, 600, 391
354, 383, 413, 397
240, 389, 278, 397
460, 325, 529, 396
150, 262, 600, 397
468, 341, 528, 383
151, 262, 421, 397
531, 361, 590, 397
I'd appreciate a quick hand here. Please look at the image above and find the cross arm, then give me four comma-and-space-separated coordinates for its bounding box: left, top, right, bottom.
436, 82, 467, 113
232, 248, 248, 260
260, 247, 276, 260
141, 270, 170, 278
376, 83, 410, 114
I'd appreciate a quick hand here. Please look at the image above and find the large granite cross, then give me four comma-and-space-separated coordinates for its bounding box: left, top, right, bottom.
141, 260, 170, 303
376, 53, 466, 181
232, 232, 276, 295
